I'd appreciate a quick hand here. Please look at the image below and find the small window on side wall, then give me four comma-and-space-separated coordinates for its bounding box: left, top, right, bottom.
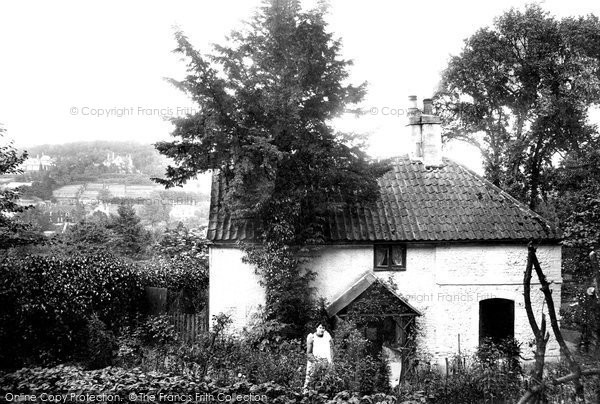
374, 245, 406, 271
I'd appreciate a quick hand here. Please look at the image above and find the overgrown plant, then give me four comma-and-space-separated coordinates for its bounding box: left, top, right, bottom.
307, 320, 391, 395
243, 242, 316, 337
396, 342, 524, 404
154, 0, 389, 335
85, 315, 118, 369
0, 254, 144, 368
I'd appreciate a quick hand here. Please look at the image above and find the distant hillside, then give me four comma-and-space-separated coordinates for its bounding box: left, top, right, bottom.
0, 141, 180, 200
23, 141, 170, 181
5, 141, 211, 230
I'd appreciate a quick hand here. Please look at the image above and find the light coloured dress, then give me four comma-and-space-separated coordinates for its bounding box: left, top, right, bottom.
303, 330, 332, 391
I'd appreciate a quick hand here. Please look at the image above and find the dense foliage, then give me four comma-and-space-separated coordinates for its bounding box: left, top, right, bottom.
155, 2, 387, 233
55, 215, 115, 254
435, 5, 600, 210
552, 149, 600, 249
50, 204, 157, 259
0, 316, 397, 402
0, 365, 399, 404
0, 125, 43, 248
142, 223, 209, 313
545, 129, 600, 345
3, 343, 596, 403
0, 254, 144, 368
0, 218, 209, 369
110, 204, 152, 257
243, 243, 317, 336
155, 0, 389, 336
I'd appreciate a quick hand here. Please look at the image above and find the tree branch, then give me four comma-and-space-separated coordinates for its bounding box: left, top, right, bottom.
529, 245, 585, 399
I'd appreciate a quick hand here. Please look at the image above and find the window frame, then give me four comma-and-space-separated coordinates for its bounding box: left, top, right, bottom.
373, 244, 407, 271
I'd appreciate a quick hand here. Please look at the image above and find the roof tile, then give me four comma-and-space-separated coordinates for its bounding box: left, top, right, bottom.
208, 156, 560, 242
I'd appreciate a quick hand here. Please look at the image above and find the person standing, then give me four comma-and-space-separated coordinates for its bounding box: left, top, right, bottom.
303, 323, 333, 393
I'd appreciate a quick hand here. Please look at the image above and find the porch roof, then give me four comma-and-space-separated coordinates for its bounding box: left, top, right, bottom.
326, 272, 422, 318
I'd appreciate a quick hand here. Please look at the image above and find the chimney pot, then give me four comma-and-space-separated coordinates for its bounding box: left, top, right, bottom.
406, 95, 443, 167
423, 98, 433, 115
408, 95, 418, 110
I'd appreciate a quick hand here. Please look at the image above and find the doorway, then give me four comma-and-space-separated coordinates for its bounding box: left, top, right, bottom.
479, 298, 514, 344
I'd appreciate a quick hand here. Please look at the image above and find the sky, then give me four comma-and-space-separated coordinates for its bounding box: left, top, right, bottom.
1, 0, 599, 174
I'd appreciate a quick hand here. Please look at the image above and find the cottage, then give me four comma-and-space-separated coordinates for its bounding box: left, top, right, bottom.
21, 154, 54, 171
207, 96, 562, 370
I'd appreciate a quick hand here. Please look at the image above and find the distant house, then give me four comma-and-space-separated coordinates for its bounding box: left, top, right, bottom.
2, 181, 33, 189
22, 154, 54, 171
103, 151, 134, 173
206, 96, 562, 373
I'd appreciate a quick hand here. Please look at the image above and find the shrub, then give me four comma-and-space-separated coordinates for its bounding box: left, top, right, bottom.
113, 315, 181, 372
302, 321, 391, 396
0, 253, 144, 368
85, 315, 117, 369
141, 315, 179, 347
139, 257, 208, 313
123, 315, 390, 397
560, 289, 600, 348
397, 339, 524, 403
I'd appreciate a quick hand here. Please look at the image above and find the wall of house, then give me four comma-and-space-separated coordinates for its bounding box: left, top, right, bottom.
209, 243, 562, 364
208, 246, 265, 331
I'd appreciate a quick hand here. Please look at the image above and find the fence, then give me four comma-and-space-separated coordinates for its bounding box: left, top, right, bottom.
169, 312, 208, 344
145, 286, 209, 343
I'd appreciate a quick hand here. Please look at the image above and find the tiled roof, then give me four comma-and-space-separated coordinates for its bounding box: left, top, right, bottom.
208, 156, 560, 243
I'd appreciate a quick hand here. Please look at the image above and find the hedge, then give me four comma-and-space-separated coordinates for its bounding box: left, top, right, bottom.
0, 254, 144, 368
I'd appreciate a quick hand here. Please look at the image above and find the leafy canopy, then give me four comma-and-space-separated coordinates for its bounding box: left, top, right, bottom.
435, 4, 600, 210
0, 125, 43, 249
155, 0, 387, 244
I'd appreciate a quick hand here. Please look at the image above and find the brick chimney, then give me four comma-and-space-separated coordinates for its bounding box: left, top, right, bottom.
407, 96, 443, 167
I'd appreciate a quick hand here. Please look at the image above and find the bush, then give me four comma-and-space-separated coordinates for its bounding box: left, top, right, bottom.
307, 321, 390, 396
117, 315, 390, 398
113, 315, 181, 372
0, 254, 144, 368
139, 257, 208, 313
142, 315, 179, 346
396, 339, 524, 403
85, 315, 117, 369
560, 288, 600, 349
544, 360, 600, 403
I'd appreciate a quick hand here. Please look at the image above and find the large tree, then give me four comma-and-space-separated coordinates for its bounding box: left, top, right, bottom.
155, 0, 387, 334
435, 5, 600, 210
155, 0, 386, 244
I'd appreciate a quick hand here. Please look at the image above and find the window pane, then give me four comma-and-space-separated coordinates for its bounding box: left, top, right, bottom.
391, 246, 403, 266
375, 246, 388, 267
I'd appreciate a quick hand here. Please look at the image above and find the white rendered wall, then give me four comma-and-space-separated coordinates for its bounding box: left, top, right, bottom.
208, 246, 265, 331
209, 243, 562, 363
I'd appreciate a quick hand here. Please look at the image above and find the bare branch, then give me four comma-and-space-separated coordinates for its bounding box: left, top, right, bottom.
530, 245, 585, 398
